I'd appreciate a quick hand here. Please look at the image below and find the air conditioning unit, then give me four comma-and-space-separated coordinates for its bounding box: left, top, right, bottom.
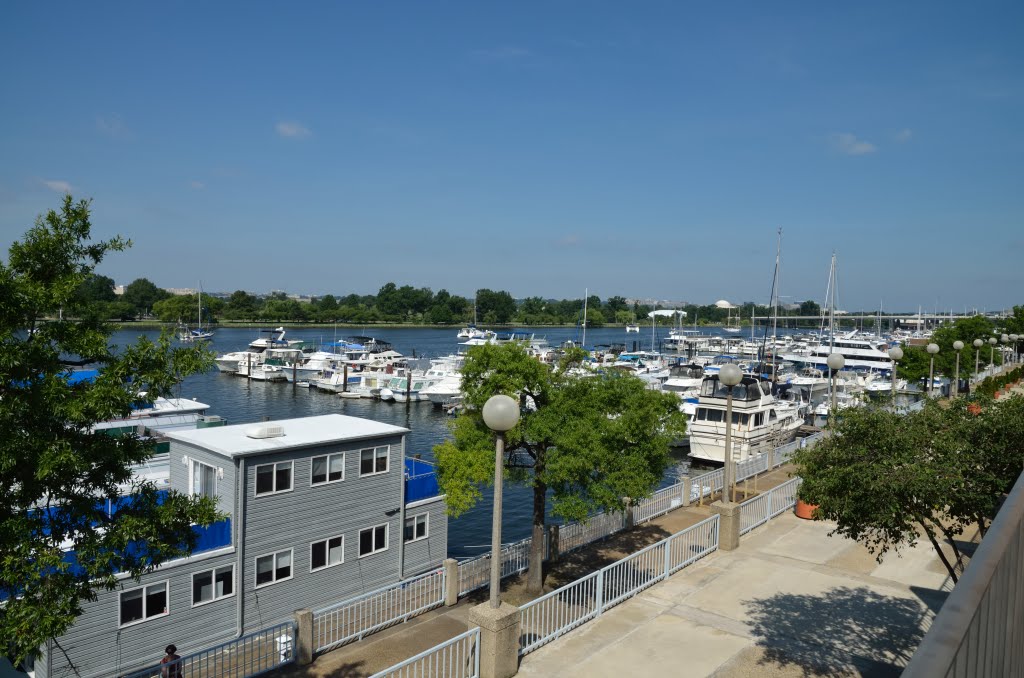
245, 424, 285, 439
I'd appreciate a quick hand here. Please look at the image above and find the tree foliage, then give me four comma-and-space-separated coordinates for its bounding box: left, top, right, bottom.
0, 196, 219, 664
896, 315, 997, 385
121, 277, 170, 316
792, 396, 1024, 583
434, 343, 686, 592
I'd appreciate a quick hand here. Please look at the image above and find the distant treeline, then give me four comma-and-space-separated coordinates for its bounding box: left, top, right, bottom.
74, 275, 825, 326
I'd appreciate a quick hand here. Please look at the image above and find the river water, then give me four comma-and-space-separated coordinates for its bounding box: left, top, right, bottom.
113, 325, 720, 558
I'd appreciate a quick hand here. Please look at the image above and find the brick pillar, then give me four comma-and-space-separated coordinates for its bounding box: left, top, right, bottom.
469, 602, 521, 678
444, 558, 460, 606
294, 608, 314, 666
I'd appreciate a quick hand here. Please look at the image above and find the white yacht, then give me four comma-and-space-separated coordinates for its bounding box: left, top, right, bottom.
214, 327, 304, 373
688, 374, 803, 464
782, 331, 894, 371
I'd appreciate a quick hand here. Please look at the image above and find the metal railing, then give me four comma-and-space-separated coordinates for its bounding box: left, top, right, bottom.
903, 470, 1024, 677
368, 627, 481, 678
518, 515, 720, 656
559, 510, 625, 553
121, 621, 294, 678
739, 478, 802, 535
457, 535, 538, 596
313, 568, 446, 653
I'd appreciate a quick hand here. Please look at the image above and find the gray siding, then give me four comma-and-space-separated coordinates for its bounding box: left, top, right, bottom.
402, 497, 448, 578
169, 440, 236, 516
240, 434, 406, 631
42, 551, 238, 678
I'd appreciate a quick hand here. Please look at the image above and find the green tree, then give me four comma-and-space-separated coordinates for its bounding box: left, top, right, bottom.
121, 277, 170, 316
434, 343, 686, 593
151, 293, 224, 324
476, 288, 517, 324
792, 398, 1024, 584
72, 273, 117, 306
223, 289, 261, 320
897, 316, 995, 385
0, 196, 219, 664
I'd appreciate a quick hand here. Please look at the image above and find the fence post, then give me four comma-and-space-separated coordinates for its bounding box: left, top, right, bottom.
443, 558, 459, 606
294, 608, 314, 666
548, 524, 560, 563
681, 475, 691, 507
711, 502, 741, 551
623, 497, 634, 529
596, 569, 605, 615
663, 537, 672, 579
767, 447, 775, 470
468, 602, 521, 678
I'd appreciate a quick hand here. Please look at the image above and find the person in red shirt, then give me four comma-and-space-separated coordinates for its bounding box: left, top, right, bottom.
160, 644, 183, 678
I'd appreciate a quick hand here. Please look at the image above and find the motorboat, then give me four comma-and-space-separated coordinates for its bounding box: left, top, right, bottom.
214, 327, 303, 373
688, 374, 803, 464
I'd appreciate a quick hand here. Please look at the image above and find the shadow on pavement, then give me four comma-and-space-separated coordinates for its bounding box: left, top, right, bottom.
744, 585, 928, 677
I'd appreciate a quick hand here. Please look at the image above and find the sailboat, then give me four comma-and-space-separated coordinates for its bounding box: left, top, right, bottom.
456, 300, 488, 339
178, 282, 214, 342
722, 302, 742, 333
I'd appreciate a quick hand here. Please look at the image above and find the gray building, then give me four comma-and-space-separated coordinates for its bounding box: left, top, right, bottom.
36, 414, 447, 678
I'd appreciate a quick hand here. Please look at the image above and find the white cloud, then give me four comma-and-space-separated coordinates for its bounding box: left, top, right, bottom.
895, 128, 913, 143
275, 121, 311, 139
189, 180, 205, 190
96, 114, 132, 140
43, 180, 74, 193
830, 133, 877, 156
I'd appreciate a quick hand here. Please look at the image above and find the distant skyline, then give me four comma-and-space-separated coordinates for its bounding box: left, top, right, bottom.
1, 2, 1022, 310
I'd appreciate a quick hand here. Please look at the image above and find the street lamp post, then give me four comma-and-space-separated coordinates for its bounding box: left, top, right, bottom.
719, 363, 742, 503
888, 346, 903, 401
974, 338, 984, 376
482, 394, 520, 609
1001, 334, 1010, 366
926, 343, 939, 397
827, 352, 845, 420
1012, 334, 1020, 363
952, 341, 964, 397
989, 337, 997, 367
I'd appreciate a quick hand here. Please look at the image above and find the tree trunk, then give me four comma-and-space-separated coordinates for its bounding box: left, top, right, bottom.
933, 521, 965, 573
527, 479, 547, 595
916, 518, 959, 584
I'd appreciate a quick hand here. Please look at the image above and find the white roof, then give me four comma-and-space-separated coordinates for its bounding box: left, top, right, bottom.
164, 414, 408, 459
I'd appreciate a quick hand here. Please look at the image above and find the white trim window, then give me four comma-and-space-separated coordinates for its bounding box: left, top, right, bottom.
358, 524, 389, 557
359, 446, 389, 477
311, 453, 344, 486
119, 581, 169, 627
192, 565, 234, 607
255, 461, 293, 496
310, 535, 344, 571
255, 550, 293, 588
191, 459, 217, 499
404, 513, 428, 543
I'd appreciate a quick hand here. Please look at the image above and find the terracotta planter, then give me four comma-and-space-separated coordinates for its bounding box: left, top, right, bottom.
795, 499, 818, 520
968, 403, 983, 416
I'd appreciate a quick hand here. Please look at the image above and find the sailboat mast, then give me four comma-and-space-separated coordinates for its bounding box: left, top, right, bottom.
582, 288, 588, 348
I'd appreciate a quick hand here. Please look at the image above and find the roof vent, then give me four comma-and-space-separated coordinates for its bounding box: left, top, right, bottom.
245, 424, 285, 439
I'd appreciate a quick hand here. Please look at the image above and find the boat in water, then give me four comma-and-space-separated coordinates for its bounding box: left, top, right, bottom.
688, 373, 803, 464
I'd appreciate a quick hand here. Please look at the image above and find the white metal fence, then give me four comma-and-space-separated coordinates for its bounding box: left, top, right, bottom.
739, 478, 802, 535
368, 627, 481, 678
121, 621, 294, 678
518, 515, 720, 656
313, 568, 446, 653
457, 534, 539, 596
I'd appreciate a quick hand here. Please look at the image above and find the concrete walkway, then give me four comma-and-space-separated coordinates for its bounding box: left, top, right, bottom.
279, 466, 799, 677
516, 512, 954, 678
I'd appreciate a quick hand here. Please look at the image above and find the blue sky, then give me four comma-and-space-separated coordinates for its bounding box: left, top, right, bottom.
1, 2, 1021, 311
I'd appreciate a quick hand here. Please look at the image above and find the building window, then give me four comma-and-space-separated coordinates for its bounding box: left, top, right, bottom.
119, 582, 168, 627
359, 446, 389, 476
255, 461, 293, 496
311, 453, 344, 486
192, 565, 234, 606
404, 514, 428, 543
358, 524, 388, 557
310, 536, 344, 571
191, 460, 217, 499
255, 550, 293, 588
